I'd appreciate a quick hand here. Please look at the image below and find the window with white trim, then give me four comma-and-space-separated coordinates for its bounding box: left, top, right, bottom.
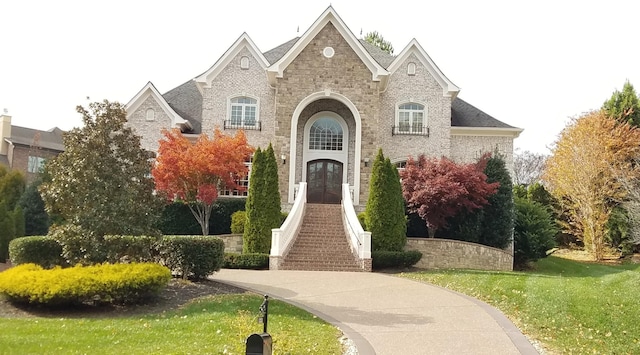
28, 156, 45, 173
396, 103, 426, 134
308, 117, 343, 151
407, 62, 416, 76
145, 108, 155, 121
227, 96, 258, 129
220, 161, 251, 197
240, 56, 249, 69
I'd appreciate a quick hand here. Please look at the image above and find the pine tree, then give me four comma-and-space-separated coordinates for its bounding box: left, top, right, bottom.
365, 149, 406, 251
0, 202, 15, 262
603, 80, 640, 127
18, 180, 50, 235
479, 154, 514, 249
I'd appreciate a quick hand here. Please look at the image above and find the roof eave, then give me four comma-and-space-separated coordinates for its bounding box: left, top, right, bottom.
450, 126, 524, 138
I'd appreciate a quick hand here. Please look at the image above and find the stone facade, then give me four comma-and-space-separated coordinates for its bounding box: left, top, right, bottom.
217, 234, 243, 253
406, 238, 513, 271
126, 95, 174, 153
450, 135, 515, 172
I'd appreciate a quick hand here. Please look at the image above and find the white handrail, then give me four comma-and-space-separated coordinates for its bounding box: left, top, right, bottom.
341, 183, 371, 259
271, 182, 307, 257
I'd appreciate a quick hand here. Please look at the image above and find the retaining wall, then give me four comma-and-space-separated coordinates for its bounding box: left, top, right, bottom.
405, 238, 513, 271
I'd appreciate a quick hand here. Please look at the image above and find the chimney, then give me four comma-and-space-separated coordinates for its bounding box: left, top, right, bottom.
0, 113, 11, 155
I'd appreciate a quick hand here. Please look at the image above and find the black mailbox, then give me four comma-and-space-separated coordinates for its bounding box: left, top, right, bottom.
246, 332, 272, 355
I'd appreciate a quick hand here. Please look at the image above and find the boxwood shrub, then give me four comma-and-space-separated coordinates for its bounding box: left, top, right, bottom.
230, 211, 246, 234
372, 250, 423, 270
0, 262, 171, 305
9, 236, 66, 268
157, 236, 225, 280
223, 253, 269, 269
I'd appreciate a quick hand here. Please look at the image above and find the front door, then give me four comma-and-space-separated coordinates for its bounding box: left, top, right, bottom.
307, 160, 343, 204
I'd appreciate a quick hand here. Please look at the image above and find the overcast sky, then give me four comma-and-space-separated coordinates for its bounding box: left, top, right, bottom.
1, 0, 638, 154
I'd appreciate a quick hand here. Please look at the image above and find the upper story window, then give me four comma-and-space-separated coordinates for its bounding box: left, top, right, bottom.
240, 56, 250, 69
394, 102, 428, 136
309, 117, 343, 151
225, 96, 260, 130
145, 108, 155, 121
407, 62, 416, 76
28, 156, 45, 173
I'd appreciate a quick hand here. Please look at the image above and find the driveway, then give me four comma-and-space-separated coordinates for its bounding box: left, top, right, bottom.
214, 270, 538, 355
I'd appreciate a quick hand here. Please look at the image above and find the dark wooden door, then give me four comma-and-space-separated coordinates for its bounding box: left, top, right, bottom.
307, 160, 343, 204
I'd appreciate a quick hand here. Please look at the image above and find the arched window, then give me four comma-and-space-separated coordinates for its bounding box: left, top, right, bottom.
240, 56, 250, 69
228, 96, 258, 128
145, 108, 155, 121
407, 62, 416, 76
309, 117, 343, 151
396, 103, 426, 135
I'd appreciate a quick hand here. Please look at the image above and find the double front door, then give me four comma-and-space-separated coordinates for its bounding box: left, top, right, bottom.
307, 160, 342, 204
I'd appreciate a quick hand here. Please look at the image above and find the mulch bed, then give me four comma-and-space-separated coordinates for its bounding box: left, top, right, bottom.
0, 262, 247, 318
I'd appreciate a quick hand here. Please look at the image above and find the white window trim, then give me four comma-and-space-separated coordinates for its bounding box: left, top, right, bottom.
227, 94, 260, 128
27, 155, 45, 173
407, 62, 416, 76
395, 100, 427, 134
240, 56, 250, 69
219, 161, 251, 197
145, 108, 155, 121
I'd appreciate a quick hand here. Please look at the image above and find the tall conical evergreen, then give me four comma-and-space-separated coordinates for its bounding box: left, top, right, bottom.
603, 80, 640, 127
243, 144, 281, 254
365, 149, 406, 251
479, 154, 514, 249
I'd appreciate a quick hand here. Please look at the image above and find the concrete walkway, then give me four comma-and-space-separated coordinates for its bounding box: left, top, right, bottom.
214, 270, 538, 355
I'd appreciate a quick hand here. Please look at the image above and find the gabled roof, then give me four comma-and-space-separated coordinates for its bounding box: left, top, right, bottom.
358, 39, 395, 68
125, 82, 191, 131
6, 125, 65, 151
267, 6, 389, 87
163, 80, 202, 134
451, 98, 522, 137
263, 37, 299, 64
388, 39, 460, 98
194, 33, 270, 90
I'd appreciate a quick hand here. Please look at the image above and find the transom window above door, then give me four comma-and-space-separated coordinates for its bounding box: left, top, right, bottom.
395, 102, 428, 135
309, 117, 343, 150
225, 96, 260, 130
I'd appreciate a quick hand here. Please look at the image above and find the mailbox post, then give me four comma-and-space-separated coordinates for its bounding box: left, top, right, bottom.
246, 295, 272, 355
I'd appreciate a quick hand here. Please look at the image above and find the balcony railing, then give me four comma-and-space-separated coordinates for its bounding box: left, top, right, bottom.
391, 125, 429, 136
223, 120, 261, 131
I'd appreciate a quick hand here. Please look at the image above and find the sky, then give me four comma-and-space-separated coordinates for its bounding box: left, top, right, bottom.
1, 0, 639, 155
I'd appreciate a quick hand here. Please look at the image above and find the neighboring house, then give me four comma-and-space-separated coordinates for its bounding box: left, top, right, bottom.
0, 113, 65, 183
126, 6, 522, 209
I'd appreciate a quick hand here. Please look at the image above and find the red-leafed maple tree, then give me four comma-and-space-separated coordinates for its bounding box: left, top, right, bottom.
153, 128, 253, 235
400, 154, 499, 237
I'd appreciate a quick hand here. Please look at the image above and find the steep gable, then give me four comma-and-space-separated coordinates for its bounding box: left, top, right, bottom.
388, 39, 459, 98
267, 6, 389, 88
125, 82, 191, 130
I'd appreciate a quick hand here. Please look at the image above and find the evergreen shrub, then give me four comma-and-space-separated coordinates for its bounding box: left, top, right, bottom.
514, 197, 557, 267
157, 236, 224, 280
158, 198, 246, 235
9, 236, 66, 268
230, 211, 246, 234
371, 250, 422, 270
0, 262, 170, 305
103, 235, 159, 263
222, 253, 269, 269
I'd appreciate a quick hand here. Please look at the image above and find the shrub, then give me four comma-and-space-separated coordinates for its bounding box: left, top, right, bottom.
103, 235, 159, 263
9, 236, 66, 268
158, 199, 246, 235
0, 262, 171, 305
478, 154, 514, 249
231, 211, 246, 234
49, 224, 107, 265
357, 212, 367, 230
372, 250, 422, 270
514, 196, 557, 267
157, 236, 225, 280
222, 253, 269, 269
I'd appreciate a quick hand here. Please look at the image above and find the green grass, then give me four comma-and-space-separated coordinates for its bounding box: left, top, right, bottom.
401, 256, 640, 354
0, 294, 343, 355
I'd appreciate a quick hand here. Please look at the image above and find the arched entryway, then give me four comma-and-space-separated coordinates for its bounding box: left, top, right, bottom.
307, 159, 343, 204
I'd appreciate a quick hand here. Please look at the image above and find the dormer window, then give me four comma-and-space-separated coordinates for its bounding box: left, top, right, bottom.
225, 96, 260, 130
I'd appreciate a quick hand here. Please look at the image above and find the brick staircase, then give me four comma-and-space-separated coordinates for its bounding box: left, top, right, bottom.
280, 203, 362, 271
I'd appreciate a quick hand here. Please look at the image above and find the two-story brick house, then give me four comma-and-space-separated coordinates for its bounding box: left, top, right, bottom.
125, 7, 522, 271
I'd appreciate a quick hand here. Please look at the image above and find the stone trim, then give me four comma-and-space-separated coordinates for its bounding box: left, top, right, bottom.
405, 238, 513, 271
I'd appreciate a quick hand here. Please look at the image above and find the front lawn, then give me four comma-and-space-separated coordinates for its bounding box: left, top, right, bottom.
401, 256, 640, 354
0, 294, 343, 354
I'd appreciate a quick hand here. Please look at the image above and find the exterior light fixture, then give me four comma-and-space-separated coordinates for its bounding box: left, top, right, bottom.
281, 154, 287, 165
364, 157, 370, 167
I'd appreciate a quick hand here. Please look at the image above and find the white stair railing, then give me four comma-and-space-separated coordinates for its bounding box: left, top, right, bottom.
271, 182, 306, 258
341, 183, 371, 261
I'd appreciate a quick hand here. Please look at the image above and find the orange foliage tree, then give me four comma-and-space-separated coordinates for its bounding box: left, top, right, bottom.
544, 110, 640, 260
401, 154, 499, 237
152, 128, 253, 235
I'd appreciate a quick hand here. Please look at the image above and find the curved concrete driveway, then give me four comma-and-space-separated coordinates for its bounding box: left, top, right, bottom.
214, 270, 538, 355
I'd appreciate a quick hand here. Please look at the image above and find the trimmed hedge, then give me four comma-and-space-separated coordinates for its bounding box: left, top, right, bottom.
0, 263, 171, 305
372, 250, 423, 270
157, 236, 225, 280
158, 198, 246, 235
223, 253, 269, 269
103, 235, 160, 263
9, 236, 66, 268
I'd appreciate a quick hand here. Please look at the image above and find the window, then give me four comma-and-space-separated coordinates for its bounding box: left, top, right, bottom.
28, 156, 45, 173
309, 117, 343, 151
145, 108, 155, 121
395, 103, 427, 135
226, 96, 259, 129
219, 161, 251, 197
240, 56, 249, 69
407, 62, 416, 76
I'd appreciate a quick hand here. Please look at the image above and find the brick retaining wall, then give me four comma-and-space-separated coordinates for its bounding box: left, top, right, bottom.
405, 238, 513, 271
